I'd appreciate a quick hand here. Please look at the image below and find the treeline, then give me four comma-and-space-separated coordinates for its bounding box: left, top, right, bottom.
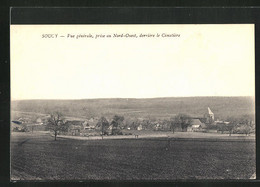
45, 112, 255, 140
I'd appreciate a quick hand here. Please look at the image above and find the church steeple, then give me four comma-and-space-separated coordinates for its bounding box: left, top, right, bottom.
208, 107, 214, 121
204, 107, 214, 124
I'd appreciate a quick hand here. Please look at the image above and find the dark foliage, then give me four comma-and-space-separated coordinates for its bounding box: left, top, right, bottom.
46, 112, 68, 140
96, 116, 110, 137
171, 113, 192, 132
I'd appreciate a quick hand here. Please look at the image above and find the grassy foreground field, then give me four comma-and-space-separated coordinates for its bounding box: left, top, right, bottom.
11, 132, 255, 180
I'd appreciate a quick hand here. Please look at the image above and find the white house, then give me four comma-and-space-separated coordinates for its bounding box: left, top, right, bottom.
137, 124, 143, 131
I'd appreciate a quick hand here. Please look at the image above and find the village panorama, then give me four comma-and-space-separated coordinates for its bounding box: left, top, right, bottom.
11, 104, 255, 140
10, 97, 255, 180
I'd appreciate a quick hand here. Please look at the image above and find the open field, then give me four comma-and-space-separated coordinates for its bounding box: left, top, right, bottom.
11, 132, 255, 180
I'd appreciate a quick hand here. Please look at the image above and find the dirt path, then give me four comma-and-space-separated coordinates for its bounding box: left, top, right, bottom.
56, 132, 255, 141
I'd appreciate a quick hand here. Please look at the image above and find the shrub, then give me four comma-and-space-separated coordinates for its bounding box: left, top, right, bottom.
13, 126, 28, 132
112, 129, 123, 135
124, 133, 132, 135
13, 127, 20, 132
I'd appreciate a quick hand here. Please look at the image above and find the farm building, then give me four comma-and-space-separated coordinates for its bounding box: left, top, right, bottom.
137, 124, 143, 130
65, 120, 84, 136
154, 122, 162, 131
187, 119, 206, 132
215, 120, 230, 125
11, 121, 23, 131
35, 116, 49, 124
103, 125, 113, 135
82, 120, 97, 130
153, 120, 171, 131
191, 107, 215, 125
17, 117, 30, 124
36, 118, 42, 123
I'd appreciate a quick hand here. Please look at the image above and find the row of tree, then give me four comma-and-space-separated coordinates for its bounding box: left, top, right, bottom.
96, 115, 125, 139
46, 112, 125, 140
216, 117, 255, 136
46, 112, 193, 140
46, 112, 255, 140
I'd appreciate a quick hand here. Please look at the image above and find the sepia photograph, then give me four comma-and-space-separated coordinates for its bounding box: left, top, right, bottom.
10, 24, 255, 180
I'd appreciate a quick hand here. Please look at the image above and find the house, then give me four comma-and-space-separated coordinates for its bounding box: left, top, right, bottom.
66, 120, 84, 136
69, 126, 82, 136
154, 122, 162, 131
187, 119, 206, 132
82, 120, 96, 130
36, 118, 42, 123
215, 120, 230, 125
137, 124, 143, 131
18, 117, 29, 124
106, 125, 113, 134
11, 121, 23, 131
191, 107, 215, 125
12, 120, 22, 125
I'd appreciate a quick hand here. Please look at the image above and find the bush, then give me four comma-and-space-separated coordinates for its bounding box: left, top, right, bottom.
206, 124, 218, 130
13, 126, 28, 132
13, 127, 20, 132
124, 133, 132, 135
103, 131, 110, 135
112, 129, 123, 135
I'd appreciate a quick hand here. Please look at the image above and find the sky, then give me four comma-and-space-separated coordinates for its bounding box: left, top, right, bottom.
11, 24, 255, 100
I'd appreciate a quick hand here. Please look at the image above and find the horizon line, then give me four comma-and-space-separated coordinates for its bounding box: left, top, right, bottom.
11, 95, 255, 101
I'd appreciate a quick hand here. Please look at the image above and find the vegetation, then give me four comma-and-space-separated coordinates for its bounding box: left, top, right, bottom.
170, 117, 179, 133
96, 116, 110, 138
215, 115, 255, 136
171, 114, 192, 132
11, 97, 255, 137
46, 112, 68, 140
110, 115, 124, 135
226, 122, 237, 136
12, 126, 28, 132
10, 97, 256, 180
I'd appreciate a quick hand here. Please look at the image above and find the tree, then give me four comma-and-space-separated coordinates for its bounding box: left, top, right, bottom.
130, 118, 140, 130
110, 115, 124, 135
46, 112, 67, 141
216, 123, 226, 134
235, 115, 255, 136
162, 119, 171, 131
171, 114, 192, 132
226, 122, 237, 136
96, 116, 110, 139
239, 124, 253, 136
170, 117, 178, 133
225, 117, 240, 136
141, 119, 150, 130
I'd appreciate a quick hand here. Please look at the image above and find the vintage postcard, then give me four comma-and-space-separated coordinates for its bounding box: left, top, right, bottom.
10, 24, 255, 180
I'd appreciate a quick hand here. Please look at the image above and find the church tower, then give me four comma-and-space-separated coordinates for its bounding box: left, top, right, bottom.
204, 107, 214, 124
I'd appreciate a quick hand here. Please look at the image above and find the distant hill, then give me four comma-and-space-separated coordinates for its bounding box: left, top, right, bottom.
11, 97, 255, 120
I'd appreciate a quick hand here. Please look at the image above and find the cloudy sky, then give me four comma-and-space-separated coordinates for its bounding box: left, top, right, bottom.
11, 24, 254, 100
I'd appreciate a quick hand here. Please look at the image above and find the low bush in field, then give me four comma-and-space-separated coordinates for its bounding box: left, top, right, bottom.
12, 126, 29, 132
111, 129, 123, 135
124, 133, 133, 135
